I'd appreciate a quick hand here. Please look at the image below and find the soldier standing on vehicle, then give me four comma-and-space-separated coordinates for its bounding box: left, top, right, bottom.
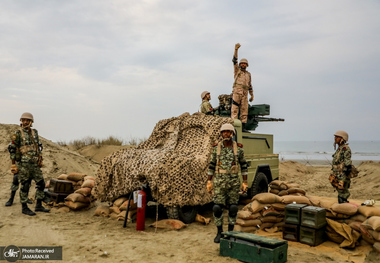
8, 112, 50, 216
231, 43, 253, 132
200, 91, 214, 115
207, 123, 248, 243
329, 130, 352, 204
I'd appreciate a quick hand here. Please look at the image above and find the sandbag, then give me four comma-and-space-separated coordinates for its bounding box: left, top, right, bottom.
358, 206, 380, 217
281, 195, 311, 205
319, 199, 337, 210
270, 189, 280, 194
94, 205, 110, 217
113, 197, 128, 207
109, 206, 121, 214
65, 201, 89, 210
261, 207, 284, 217
261, 216, 283, 223
252, 193, 283, 204
194, 214, 211, 225
67, 173, 86, 182
326, 211, 351, 219
278, 190, 289, 196
149, 219, 187, 230
362, 216, 380, 231
56, 206, 71, 213
331, 203, 358, 216
84, 175, 95, 181
236, 218, 261, 227
57, 174, 69, 180
82, 180, 95, 188
307, 196, 321, 207
65, 193, 91, 204
233, 224, 257, 233
109, 212, 119, 220
287, 188, 306, 195
350, 214, 367, 222
237, 211, 260, 220
368, 230, 380, 242
120, 200, 137, 211
74, 187, 92, 197
116, 210, 137, 221
326, 218, 360, 248
260, 222, 274, 229
243, 200, 271, 214
286, 183, 300, 189
360, 225, 376, 245
271, 203, 287, 211
348, 221, 362, 232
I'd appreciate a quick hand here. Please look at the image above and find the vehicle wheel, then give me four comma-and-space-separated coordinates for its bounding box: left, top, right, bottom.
249, 172, 269, 198
166, 206, 198, 224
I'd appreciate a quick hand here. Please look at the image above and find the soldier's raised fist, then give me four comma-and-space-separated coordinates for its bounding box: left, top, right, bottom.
235, 43, 241, 50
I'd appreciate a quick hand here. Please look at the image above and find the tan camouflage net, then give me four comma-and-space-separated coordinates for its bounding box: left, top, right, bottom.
93, 112, 233, 207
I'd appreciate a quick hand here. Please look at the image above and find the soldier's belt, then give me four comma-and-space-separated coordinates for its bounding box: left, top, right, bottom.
233, 84, 250, 90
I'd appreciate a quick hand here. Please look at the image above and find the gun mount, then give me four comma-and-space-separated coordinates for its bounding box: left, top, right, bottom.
213, 94, 284, 131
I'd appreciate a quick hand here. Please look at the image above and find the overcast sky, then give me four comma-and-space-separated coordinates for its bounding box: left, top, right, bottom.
1, 0, 379, 143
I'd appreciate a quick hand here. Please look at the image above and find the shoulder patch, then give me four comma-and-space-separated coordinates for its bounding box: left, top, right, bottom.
237, 143, 243, 148
11, 134, 17, 140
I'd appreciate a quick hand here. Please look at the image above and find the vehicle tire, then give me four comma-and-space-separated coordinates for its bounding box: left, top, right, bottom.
249, 172, 269, 199
166, 206, 198, 224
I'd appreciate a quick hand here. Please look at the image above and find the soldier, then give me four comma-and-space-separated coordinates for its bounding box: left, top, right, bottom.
329, 130, 352, 204
207, 123, 248, 243
200, 91, 214, 115
8, 112, 49, 216
231, 43, 253, 132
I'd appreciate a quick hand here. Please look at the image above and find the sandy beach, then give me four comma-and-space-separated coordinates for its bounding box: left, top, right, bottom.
1, 124, 380, 263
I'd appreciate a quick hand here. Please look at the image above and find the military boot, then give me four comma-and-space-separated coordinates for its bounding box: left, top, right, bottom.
35, 199, 50, 213
214, 225, 223, 243
22, 203, 36, 216
5, 191, 16, 206
228, 224, 235, 232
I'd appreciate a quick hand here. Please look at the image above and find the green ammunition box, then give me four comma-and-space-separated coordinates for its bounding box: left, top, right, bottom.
282, 223, 299, 242
220, 231, 288, 263
299, 226, 327, 246
301, 206, 326, 229
48, 179, 74, 194
284, 203, 308, 225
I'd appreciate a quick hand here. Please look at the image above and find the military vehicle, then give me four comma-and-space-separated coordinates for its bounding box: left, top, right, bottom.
167, 94, 284, 223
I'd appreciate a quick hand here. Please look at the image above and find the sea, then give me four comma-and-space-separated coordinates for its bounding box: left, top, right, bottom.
274, 141, 380, 162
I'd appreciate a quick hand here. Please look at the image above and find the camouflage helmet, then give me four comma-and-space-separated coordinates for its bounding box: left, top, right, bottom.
20, 112, 34, 123
220, 123, 235, 135
201, 91, 210, 99
239, 58, 249, 67
334, 130, 348, 142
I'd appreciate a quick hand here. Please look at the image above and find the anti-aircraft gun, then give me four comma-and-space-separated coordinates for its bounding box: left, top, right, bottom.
213, 94, 284, 131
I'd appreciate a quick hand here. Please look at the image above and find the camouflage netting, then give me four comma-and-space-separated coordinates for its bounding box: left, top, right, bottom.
93, 112, 233, 207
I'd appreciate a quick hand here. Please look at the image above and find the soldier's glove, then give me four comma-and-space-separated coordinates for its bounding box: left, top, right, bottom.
337, 181, 345, 190
240, 181, 248, 193
11, 164, 18, 174
207, 180, 213, 193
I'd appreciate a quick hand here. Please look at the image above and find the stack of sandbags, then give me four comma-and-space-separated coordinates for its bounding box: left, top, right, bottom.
63, 173, 96, 211
93, 196, 138, 222
235, 193, 285, 233
361, 216, 380, 252
269, 180, 306, 197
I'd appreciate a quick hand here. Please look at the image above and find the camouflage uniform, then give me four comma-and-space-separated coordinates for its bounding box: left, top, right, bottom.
331, 143, 352, 199
200, 100, 213, 114
231, 58, 253, 123
208, 141, 248, 226
9, 128, 45, 204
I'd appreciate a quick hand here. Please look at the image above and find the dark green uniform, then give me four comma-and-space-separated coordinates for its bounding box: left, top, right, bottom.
208, 141, 248, 226
9, 128, 45, 204
331, 143, 352, 200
